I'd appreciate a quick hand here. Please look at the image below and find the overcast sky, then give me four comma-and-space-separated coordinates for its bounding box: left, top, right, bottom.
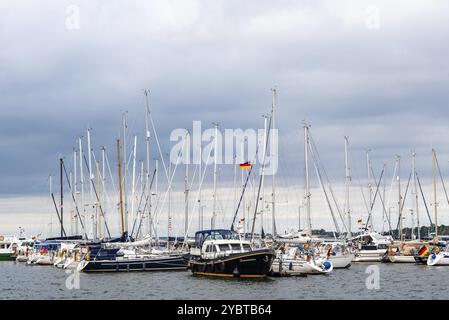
1, 0, 449, 236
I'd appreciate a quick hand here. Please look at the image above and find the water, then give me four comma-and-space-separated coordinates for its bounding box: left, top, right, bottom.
1, 261, 448, 299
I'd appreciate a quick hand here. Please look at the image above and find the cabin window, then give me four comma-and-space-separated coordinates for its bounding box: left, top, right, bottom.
231, 244, 241, 251
206, 245, 216, 253
218, 244, 231, 252
242, 244, 252, 252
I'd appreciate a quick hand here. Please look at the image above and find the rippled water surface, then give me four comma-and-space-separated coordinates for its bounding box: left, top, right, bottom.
1, 261, 448, 299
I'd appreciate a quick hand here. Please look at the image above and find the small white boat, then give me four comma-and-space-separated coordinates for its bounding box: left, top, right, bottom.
351, 232, 392, 262
271, 247, 333, 276
318, 242, 353, 268
427, 251, 449, 266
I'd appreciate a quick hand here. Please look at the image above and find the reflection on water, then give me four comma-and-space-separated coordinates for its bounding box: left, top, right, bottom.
0, 262, 447, 299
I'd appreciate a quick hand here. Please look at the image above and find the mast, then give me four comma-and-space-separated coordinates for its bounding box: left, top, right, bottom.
212, 122, 219, 229
101, 146, 106, 238
122, 112, 128, 233
130, 135, 137, 235
96, 160, 102, 239
397, 155, 403, 241
412, 150, 420, 240
144, 90, 152, 240
198, 141, 202, 231
73, 147, 79, 235
366, 149, 372, 230
184, 134, 189, 239
168, 157, 172, 245
304, 124, 312, 236
78, 137, 85, 238
60, 157, 64, 238
432, 149, 438, 239
344, 136, 351, 236
117, 139, 125, 236
271, 87, 277, 236
87, 128, 95, 239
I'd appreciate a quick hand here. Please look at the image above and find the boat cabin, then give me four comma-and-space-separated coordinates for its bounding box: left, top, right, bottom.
191, 229, 252, 259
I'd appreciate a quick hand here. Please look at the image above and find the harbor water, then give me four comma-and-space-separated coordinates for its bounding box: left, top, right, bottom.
1, 261, 447, 300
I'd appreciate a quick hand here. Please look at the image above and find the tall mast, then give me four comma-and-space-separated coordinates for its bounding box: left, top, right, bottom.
122, 112, 128, 233
271, 88, 277, 236
198, 142, 202, 230
412, 150, 420, 240
168, 157, 172, 245
78, 137, 85, 237
73, 148, 79, 235
117, 139, 125, 236
184, 137, 189, 239
304, 124, 312, 236
344, 136, 351, 236
432, 149, 438, 239
87, 128, 95, 239
144, 90, 151, 239
96, 160, 102, 239
212, 122, 219, 229
397, 155, 403, 241
241, 137, 246, 230
366, 149, 372, 230
130, 135, 137, 235
60, 157, 64, 238
101, 146, 106, 238
260, 114, 269, 234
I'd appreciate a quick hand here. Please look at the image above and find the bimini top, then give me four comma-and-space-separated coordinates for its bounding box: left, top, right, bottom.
194, 229, 239, 248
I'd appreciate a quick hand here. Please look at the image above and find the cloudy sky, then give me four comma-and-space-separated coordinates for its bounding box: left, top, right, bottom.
1, 0, 449, 237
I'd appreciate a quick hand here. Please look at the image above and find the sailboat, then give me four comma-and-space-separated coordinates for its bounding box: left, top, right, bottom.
271, 123, 333, 275
427, 149, 449, 266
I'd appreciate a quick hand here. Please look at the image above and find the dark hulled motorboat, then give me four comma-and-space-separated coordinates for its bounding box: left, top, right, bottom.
77, 244, 188, 272
186, 229, 275, 279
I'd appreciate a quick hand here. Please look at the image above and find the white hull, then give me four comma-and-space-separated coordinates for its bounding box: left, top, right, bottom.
16, 255, 28, 262
388, 255, 416, 263
328, 254, 353, 268
35, 255, 53, 265
353, 250, 386, 262
271, 257, 333, 275
427, 252, 449, 266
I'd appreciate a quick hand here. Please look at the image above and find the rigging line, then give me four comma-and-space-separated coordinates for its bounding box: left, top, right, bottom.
129, 168, 149, 238
61, 162, 88, 239
434, 152, 449, 206
151, 145, 185, 235
82, 154, 112, 238
51, 193, 67, 237
309, 140, 341, 234
395, 169, 412, 231
231, 146, 259, 231
349, 152, 371, 217
181, 138, 213, 250
146, 101, 170, 184
365, 165, 386, 231
91, 151, 116, 231
416, 172, 433, 227
251, 115, 273, 240
135, 169, 157, 238
308, 134, 348, 233
369, 164, 393, 234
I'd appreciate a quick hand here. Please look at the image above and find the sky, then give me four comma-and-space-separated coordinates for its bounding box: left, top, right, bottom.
1, 0, 449, 237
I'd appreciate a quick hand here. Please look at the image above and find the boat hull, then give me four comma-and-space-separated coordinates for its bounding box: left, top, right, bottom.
388, 255, 417, 263
78, 255, 188, 272
189, 250, 275, 278
271, 257, 333, 276
427, 252, 449, 266
353, 250, 386, 262
0, 252, 15, 261
329, 254, 353, 268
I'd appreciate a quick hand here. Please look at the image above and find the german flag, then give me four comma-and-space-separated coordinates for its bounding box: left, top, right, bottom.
357, 219, 363, 224
418, 246, 429, 257
239, 162, 252, 169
